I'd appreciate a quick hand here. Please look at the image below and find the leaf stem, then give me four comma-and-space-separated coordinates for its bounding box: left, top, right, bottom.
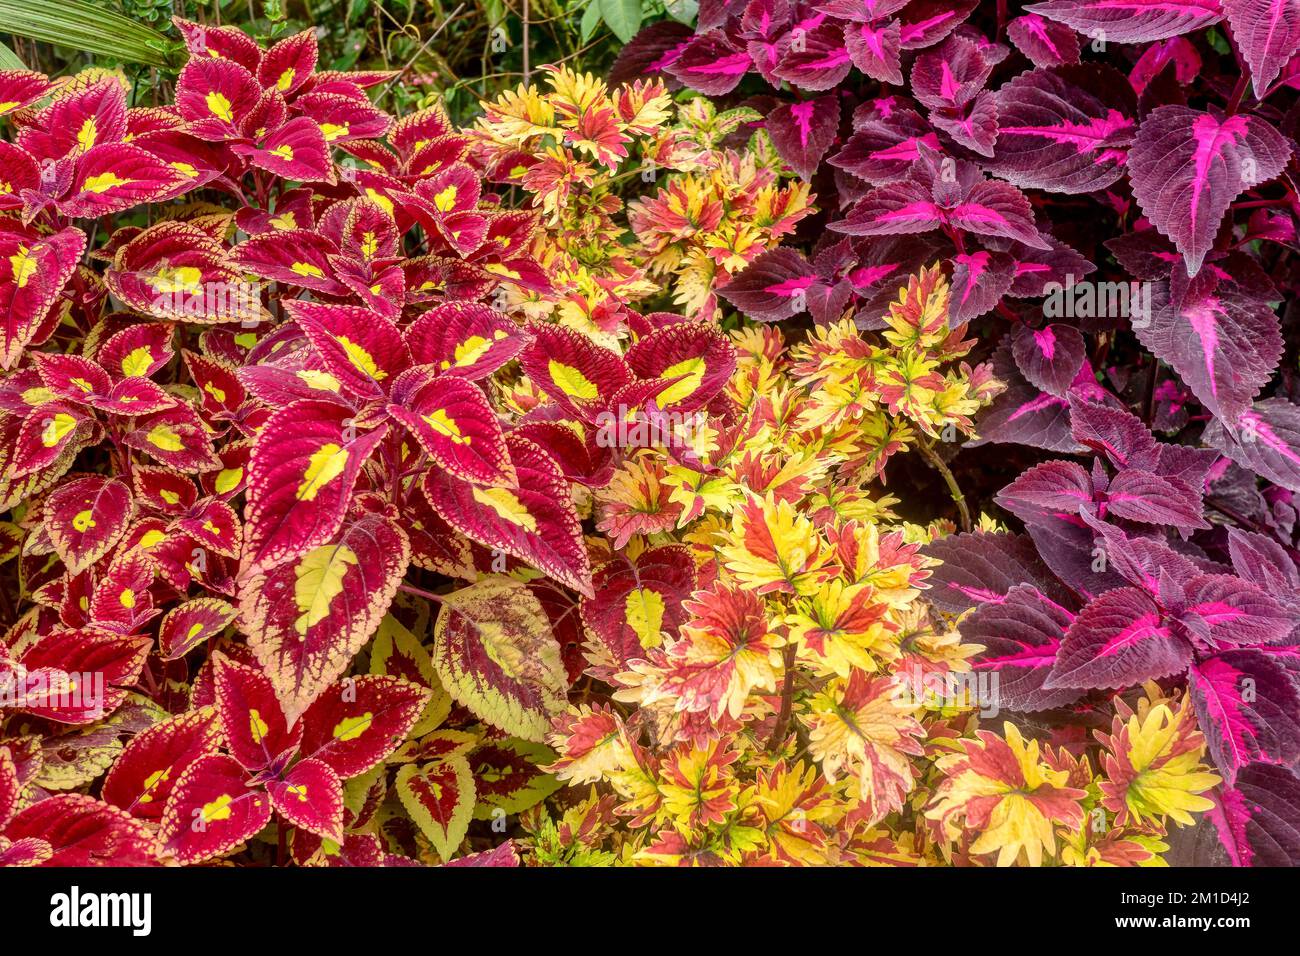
917, 437, 972, 532
768, 644, 798, 752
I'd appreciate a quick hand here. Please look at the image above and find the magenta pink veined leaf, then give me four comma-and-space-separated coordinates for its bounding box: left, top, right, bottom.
830, 107, 940, 186
832, 148, 1049, 248
965, 585, 1083, 712
1206, 398, 1300, 493
1227, 527, 1300, 601
1006, 14, 1082, 67
242, 399, 389, 572
990, 65, 1136, 195
664, 30, 752, 95
773, 22, 854, 92
970, 337, 1087, 453
1223, 0, 1300, 95
1128, 106, 1291, 276
1136, 267, 1283, 425
718, 248, 819, 323
767, 95, 840, 181
1175, 573, 1293, 646
910, 34, 994, 111
897, 0, 978, 48
1011, 322, 1086, 397
1190, 649, 1300, 784
1024, 0, 1224, 43
843, 19, 904, 84
950, 250, 1015, 322
1207, 762, 1300, 865
922, 530, 1079, 613
1043, 586, 1191, 690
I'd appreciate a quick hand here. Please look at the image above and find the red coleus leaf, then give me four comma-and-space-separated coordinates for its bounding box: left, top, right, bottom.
231, 229, 347, 295
6, 794, 158, 866
159, 597, 238, 660
387, 368, 516, 485
176, 56, 263, 138
519, 324, 633, 422
299, 674, 430, 778
124, 403, 221, 472
44, 475, 133, 575
213, 653, 303, 771
232, 116, 335, 184
160, 752, 271, 865
0, 70, 57, 118
18, 78, 126, 160
404, 301, 525, 380
258, 28, 318, 96
242, 399, 388, 571
625, 321, 737, 413
1, 223, 86, 370
1224, 0, 1300, 96
173, 17, 264, 73
1128, 105, 1291, 276
102, 707, 224, 819
16, 627, 151, 723
59, 143, 189, 218
423, 433, 594, 597
581, 545, 698, 667
286, 300, 411, 399
239, 512, 410, 724
264, 757, 343, 841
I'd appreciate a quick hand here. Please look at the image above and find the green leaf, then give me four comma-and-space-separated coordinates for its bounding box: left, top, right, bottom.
0, 0, 177, 68
0, 42, 27, 71
664, 0, 699, 24
598, 0, 643, 43
580, 0, 604, 43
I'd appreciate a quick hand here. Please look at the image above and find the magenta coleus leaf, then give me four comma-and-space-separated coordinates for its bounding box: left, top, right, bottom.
1025, 0, 1224, 43
1043, 585, 1191, 690
102, 707, 224, 819
1011, 323, 1086, 397
1222, 0, 1300, 96
990, 65, 1136, 195
767, 95, 840, 181
1190, 649, 1300, 784
965, 584, 1083, 712
1137, 267, 1282, 424
264, 757, 344, 842
1205, 397, 1300, 493
1128, 105, 1291, 276
298, 675, 430, 778
922, 530, 1078, 613
44, 474, 133, 575
6, 794, 158, 866
1209, 762, 1300, 865
1006, 13, 1082, 66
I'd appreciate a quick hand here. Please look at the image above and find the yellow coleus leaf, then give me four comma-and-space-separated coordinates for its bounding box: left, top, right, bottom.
717, 493, 833, 596
1097, 695, 1220, 828
926, 722, 1087, 867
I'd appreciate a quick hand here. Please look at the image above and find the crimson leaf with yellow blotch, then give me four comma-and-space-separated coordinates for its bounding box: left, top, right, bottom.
423, 433, 593, 596
431, 576, 570, 743
242, 399, 389, 572
386, 367, 515, 486
239, 512, 410, 724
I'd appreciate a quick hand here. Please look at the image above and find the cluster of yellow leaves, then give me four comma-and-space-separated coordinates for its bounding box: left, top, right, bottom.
472, 82, 811, 343
520, 259, 1223, 866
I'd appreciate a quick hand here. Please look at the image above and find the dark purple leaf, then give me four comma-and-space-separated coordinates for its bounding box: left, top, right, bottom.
1043, 586, 1191, 690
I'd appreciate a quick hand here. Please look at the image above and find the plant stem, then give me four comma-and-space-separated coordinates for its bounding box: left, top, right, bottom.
917, 438, 972, 532
768, 644, 798, 752
398, 582, 446, 604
